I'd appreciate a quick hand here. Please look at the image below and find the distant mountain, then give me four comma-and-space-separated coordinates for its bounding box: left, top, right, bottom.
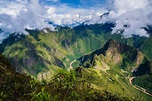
0, 23, 151, 77
0, 23, 151, 75
0, 23, 115, 76
0, 24, 152, 100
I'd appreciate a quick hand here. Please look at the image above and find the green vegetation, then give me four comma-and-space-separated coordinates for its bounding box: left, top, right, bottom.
133, 74, 152, 93
0, 23, 147, 76
0, 23, 152, 100
0, 52, 152, 100
0, 54, 41, 100
140, 36, 152, 59
0, 55, 133, 100
77, 39, 152, 100
132, 60, 152, 95
79, 39, 145, 71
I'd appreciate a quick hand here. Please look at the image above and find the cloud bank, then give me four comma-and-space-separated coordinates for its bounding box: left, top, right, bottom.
0, 0, 105, 37
0, 0, 152, 40
46, 5, 105, 26
102, 0, 152, 37
0, 0, 54, 34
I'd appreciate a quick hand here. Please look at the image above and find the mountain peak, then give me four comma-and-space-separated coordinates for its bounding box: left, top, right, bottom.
103, 39, 139, 55
104, 39, 119, 48
79, 39, 146, 70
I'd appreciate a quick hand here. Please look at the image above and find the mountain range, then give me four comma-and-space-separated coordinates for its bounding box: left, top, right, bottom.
0, 23, 152, 100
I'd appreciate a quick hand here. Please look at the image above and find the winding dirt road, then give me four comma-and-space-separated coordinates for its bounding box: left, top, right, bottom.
129, 77, 152, 97
68, 60, 76, 71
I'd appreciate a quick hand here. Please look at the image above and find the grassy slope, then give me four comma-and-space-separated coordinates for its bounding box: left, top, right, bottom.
0, 24, 111, 76
0, 24, 152, 100
74, 67, 152, 101
132, 61, 152, 94
0, 54, 41, 100
0, 54, 134, 100
0, 24, 148, 76
77, 40, 152, 100
140, 36, 152, 60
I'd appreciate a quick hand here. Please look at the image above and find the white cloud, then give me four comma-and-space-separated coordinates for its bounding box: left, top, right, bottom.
0, 32, 8, 42
0, 0, 54, 36
15, 0, 28, 3
46, 5, 106, 26
101, 0, 152, 37
0, 0, 106, 37
0, 1, 25, 17
0, 0, 152, 39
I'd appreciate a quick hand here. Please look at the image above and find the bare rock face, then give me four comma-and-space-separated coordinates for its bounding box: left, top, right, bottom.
79, 39, 147, 71
105, 45, 122, 64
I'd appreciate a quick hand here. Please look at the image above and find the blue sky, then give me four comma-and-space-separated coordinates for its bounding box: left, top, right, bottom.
41, 0, 106, 8
60, 0, 105, 7
60, 0, 80, 5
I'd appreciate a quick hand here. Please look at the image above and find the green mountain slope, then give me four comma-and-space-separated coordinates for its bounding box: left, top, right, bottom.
0, 54, 135, 101
79, 39, 147, 70
0, 27, 152, 100
77, 39, 152, 100
0, 54, 41, 100
0, 54, 15, 76
0, 23, 148, 77
0, 24, 114, 76
132, 60, 152, 93
140, 36, 152, 59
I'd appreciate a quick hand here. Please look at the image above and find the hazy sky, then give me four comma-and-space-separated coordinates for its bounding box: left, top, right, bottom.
0, 0, 152, 40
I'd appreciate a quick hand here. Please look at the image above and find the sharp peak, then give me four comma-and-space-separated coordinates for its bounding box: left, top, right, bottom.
107, 39, 118, 43
104, 39, 121, 48
102, 39, 141, 54
105, 39, 131, 48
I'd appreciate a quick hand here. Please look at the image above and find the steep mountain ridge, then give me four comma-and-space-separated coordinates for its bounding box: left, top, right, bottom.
0, 54, 140, 101
0, 24, 113, 76
0, 27, 152, 100
0, 23, 151, 77
78, 39, 152, 96
79, 39, 146, 71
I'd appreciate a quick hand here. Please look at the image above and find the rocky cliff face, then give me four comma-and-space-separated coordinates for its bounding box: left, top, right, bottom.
79, 39, 146, 71
78, 39, 152, 94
